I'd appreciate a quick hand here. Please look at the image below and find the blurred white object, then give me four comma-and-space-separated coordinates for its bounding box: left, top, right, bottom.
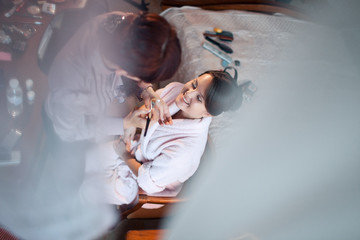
0, 151, 21, 166
7, 78, 23, 118
242, 81, 257, 103
0, 30, 11, 44
1, 128, 22, 150
42, 2, 56, 15
27, 90, 35, 104
163, 3, 360, 240
25, 78, 33, 91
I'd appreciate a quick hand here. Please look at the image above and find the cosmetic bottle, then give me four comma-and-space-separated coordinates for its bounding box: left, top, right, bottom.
7, 78, 23, 118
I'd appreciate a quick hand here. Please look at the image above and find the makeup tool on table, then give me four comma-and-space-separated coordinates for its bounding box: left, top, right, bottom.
27, 5, 41, 15
2, 21, 43, 25
2, 24, 37, 39
203, 29, 234, 41
204, 36, 233, 54
42, 2, 56, 15
14, 13, 42, 18
4, 5, 17, 18
202, 42, 232, 66
144, 99, 159, 136
202, 28, 242, 67
4, 0, 27, 17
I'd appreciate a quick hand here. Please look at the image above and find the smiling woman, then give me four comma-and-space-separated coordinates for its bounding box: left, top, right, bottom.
81, 67, 251, 207
174, 74, 212, 119
175, 67, 248, 119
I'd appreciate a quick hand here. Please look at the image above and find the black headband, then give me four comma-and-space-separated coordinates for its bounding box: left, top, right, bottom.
223, 66, 238, 82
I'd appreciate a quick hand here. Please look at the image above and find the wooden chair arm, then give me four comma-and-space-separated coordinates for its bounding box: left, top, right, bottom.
138, 194, 186, 205
121, 193, 186, 219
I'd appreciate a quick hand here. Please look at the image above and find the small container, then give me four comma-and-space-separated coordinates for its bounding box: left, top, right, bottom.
25, 78, 33, 91
6, 78, 23, 118
27, 90, 35, 104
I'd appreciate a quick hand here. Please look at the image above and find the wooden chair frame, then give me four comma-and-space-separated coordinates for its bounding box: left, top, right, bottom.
161, 0, 308, 19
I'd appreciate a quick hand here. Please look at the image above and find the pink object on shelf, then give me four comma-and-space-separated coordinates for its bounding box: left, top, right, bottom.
0, 52, 12, 61
0, 227, 18, 240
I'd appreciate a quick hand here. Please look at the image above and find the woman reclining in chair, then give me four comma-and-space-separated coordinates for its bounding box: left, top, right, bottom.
83, 67, 250, 205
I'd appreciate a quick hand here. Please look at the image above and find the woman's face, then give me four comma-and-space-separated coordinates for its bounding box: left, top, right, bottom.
175, 74, 212, 119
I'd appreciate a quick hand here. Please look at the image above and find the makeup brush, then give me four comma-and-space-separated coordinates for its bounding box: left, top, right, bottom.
204, 36, 233, 54
144, 99, 159, 136
144, 111, 152, 137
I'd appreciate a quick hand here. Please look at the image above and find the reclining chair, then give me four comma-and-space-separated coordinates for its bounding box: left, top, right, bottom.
110, 136, 214, 240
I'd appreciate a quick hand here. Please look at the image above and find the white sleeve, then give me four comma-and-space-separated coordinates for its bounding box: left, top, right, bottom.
97, 117, 124, 137
46, 54, 125, 141
47, 88, 96, 142
137, 142, 200, 194
47, 90, 125, 142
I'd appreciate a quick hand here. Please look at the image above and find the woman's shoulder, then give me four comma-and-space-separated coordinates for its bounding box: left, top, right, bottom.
160, 81, 183, 94
167, 81, 184, 87
163, 81, 184, 91
156, 82, 183, 100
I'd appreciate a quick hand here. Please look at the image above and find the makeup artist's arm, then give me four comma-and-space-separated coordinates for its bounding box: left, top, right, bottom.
123, 108, 148, 130
122, 108, 148, 151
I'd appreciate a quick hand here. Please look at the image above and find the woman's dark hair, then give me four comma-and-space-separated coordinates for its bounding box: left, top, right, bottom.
101, 12, 181, 83
201, 67, 251, 116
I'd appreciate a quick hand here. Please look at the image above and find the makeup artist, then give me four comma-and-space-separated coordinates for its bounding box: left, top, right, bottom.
45, 11, 181, 142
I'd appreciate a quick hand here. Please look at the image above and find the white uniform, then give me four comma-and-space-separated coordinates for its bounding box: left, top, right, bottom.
45, 12, 135, 142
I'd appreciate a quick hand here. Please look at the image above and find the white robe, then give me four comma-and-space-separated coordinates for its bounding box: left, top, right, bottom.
83, 82, 211, 205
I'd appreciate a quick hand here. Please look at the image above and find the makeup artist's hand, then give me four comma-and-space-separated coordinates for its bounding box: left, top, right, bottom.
145, 98, 172, 125
123, 108, 148, 130
141, 86, 172, 125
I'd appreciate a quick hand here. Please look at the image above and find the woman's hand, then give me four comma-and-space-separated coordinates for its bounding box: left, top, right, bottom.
123, 127, 136, 153
113, 135, 134, 156
113, 136, 127, 156
141, 86, 173, 125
